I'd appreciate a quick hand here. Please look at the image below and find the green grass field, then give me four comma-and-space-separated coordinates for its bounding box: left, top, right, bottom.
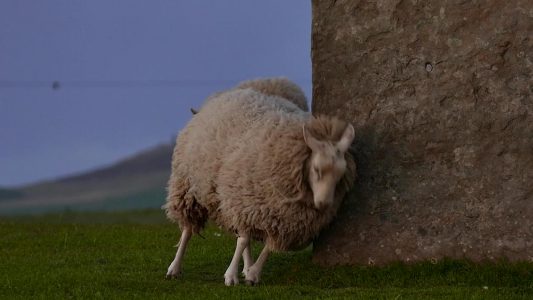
1, 210, 532, 299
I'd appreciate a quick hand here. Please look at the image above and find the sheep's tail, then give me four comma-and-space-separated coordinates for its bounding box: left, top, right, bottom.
164, 176, 209, 235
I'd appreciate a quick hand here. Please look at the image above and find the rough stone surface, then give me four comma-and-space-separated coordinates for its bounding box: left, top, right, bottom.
312, 0, 533, 265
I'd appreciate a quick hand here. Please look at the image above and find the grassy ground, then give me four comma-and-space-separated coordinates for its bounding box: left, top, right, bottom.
1, 210, 532, 299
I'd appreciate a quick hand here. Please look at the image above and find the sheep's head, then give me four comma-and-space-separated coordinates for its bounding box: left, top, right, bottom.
303, 123, 355, 210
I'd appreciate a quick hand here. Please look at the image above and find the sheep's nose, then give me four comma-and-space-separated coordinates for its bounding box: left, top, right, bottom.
314, 201, 325, 210
313, 198, 329, 210
313, 188, 335, 210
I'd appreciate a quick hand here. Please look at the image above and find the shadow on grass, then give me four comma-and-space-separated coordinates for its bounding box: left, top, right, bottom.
262, 250, 533, 289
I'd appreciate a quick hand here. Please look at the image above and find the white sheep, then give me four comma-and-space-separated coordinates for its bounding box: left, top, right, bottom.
164, 78, 356, 285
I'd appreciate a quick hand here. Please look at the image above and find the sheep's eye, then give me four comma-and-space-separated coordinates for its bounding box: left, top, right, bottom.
336, 149, 341, 156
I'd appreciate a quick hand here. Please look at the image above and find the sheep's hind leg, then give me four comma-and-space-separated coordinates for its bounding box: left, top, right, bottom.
224, 233, 250, 286
242, 244, 253, 278
166, 227, 192, 279
245, 245, 270, 286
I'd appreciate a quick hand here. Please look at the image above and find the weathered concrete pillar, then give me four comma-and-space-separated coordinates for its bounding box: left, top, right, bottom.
312, 0, 533, 265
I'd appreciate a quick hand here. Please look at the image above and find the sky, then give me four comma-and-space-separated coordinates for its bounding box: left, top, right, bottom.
0, 1, 312, 187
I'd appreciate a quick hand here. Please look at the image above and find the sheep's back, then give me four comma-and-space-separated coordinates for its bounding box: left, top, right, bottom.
172, 89, 305, 214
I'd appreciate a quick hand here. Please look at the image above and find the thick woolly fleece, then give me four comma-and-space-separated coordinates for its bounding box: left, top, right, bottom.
165, 79, 355, 252
235, 77, 308, 112
198, 77, 309, 113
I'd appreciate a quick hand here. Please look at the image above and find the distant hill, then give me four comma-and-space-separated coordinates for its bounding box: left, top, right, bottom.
0, 143, 174, 215
0, 188, 23, 200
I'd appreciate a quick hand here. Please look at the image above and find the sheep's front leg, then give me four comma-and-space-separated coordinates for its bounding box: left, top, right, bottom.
166, 227, 191, 279
242, 244, 253, 277
224, 234, 250, 286
245, 245, 270, 286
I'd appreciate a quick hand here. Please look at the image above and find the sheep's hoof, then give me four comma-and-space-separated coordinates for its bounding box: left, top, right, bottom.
244, 274, 260, 286
224, 274, 239, 286
244, 268, 260, 286
245, 280, 258, 286
165, 270, 182, 280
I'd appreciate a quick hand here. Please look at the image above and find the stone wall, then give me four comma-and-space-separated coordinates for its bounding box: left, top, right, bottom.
312, 0, 533, 265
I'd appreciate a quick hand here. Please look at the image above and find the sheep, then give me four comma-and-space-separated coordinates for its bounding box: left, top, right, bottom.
164, 78, 356, 286
189, 77, 309, 115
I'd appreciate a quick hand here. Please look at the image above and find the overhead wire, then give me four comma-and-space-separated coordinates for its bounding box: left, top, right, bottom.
0, 79, 312, 89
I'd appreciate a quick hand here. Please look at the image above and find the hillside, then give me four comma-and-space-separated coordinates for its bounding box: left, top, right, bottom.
0, 143, 174, 215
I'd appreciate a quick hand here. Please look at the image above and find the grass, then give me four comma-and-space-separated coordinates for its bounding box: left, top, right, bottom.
1, 210, 532, 299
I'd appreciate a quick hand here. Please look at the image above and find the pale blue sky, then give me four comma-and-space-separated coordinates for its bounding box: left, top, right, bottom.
0, 1, 311, 186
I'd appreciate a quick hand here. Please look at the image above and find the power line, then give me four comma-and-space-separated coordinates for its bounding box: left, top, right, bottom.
0, 79, 238, 89
0, 79, 312, 89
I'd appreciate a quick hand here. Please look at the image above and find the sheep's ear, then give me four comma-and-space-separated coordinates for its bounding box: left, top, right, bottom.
303, 124, 322, 152
337, 124, 355, 153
